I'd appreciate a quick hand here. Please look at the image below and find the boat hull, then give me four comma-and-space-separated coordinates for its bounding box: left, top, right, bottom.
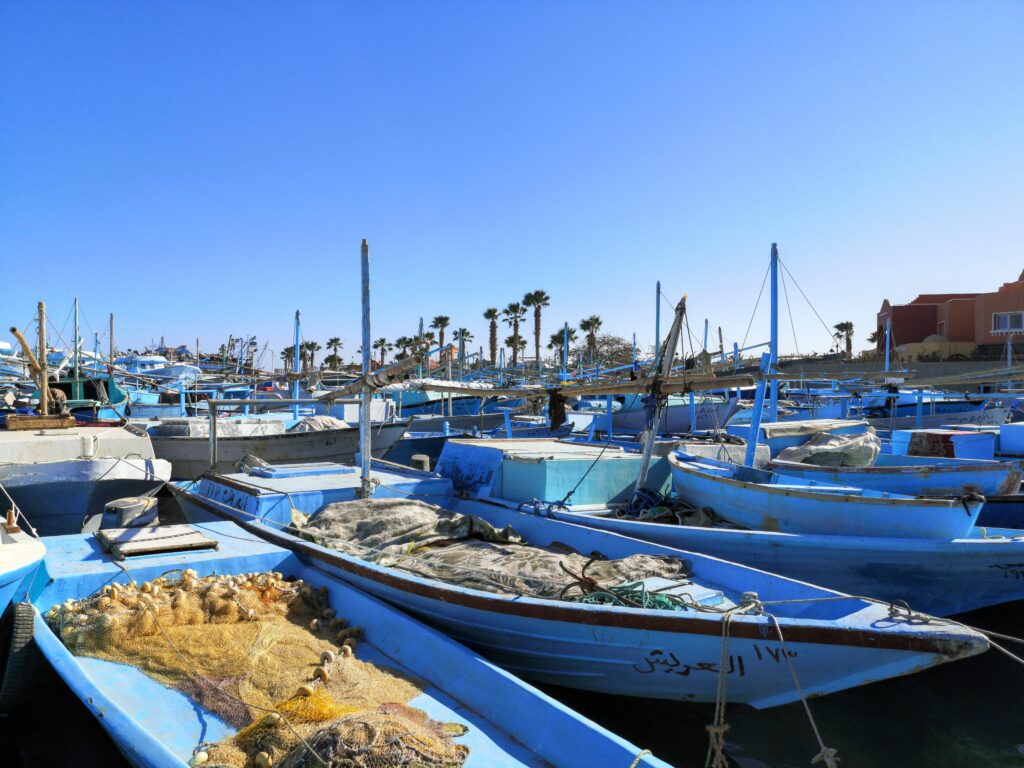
0, 532, 44, 614
768, 455, 1022, 498
863, 405, 1010, 431
611, 398, 741, 433
174, 488, 988, 708
533, 509, 1024, 616
26, 521, 668, 768
670, 453, 982, 539
150, 421, 410, 478
0, 459, 170, 536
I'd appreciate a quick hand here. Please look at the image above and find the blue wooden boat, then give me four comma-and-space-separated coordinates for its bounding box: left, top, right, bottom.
669, 452, 983, 539
385, 420, 574, 470
169, 461, 989, 708
519, 509, 1024, 617
0, 523, 44, 614
23, 519, 667, 768
433, 438, 1024, 615
768, 453, 1022, 498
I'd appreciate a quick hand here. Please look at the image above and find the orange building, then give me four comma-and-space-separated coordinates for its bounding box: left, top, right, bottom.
877, 270, 1024, 356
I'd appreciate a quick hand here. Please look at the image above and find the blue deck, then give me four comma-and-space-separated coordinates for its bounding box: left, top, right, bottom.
29, 520, 668, 767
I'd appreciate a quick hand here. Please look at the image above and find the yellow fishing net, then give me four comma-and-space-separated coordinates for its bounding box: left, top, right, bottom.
46, 571, 470, 768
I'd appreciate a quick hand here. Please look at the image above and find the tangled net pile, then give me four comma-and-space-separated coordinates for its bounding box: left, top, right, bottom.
46, 570, 470, 768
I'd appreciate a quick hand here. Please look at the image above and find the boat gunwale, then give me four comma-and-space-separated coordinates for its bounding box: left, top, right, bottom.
669, 452, 982, 509
768, 456, 1020, 478
148, 418, 413, 444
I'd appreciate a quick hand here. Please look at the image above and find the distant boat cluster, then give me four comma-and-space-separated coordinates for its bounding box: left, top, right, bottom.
2, 244, 1023, 767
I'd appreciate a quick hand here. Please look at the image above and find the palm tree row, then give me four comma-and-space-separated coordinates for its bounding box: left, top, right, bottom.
545, 315, 602, 366
279, 340, 323, 371
479, 290, 552, 370
275, 292, 556, 373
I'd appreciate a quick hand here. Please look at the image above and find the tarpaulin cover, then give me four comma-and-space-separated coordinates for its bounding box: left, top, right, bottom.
775, 428, 881, 467
297, 499, 689, 599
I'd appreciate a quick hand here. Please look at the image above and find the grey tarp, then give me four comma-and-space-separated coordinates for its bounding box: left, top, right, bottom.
775, 428, 881, 467
286, 415, 352, 433
297, 499, 689, 600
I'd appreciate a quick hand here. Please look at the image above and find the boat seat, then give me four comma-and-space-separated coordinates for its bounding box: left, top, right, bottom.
95, 524, 219, 560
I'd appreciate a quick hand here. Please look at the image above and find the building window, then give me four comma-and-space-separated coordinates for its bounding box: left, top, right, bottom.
993, 312, 1024, 334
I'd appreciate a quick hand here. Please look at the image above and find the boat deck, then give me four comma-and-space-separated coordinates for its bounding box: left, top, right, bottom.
29, 520, 586, 767
205, 462, 453, 497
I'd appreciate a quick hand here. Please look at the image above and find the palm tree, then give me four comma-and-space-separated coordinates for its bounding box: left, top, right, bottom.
502, 302, 527, 367
505, 334, 527, 363
483, 308, 499, 366
301, 341, 322, 371
833, 322, 854, 360
430, 316, 451, 359
579, 315, 603, 360
547, 327, 577, 362
389, 336, 409, 361
452, 329, 473, 366
326, 337, 343, 363
323, 353, 342, 369
372, 337, 393, 366
280, 345, 296, 370
523, 290, 550, 371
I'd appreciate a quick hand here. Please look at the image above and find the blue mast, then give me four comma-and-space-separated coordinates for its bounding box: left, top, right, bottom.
654, 280, 661, 354
417, 317, 424, 379
291, 310, 301, 420
768, 243, 779, 422
561, 322, 568, 380
884, 316, 892, 373
359, 239, 372, 497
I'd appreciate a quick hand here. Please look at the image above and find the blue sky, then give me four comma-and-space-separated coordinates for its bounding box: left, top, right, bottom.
2, 2, 1022, 364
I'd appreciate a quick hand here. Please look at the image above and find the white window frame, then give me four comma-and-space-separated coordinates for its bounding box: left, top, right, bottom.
992, 311, 1024, 334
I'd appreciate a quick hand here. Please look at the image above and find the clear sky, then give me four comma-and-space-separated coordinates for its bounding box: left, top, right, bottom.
2, 2, 1022, 364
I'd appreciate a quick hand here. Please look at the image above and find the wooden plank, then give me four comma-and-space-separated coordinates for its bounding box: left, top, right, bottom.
5, 414, 77, 431
95, 524, 218, 560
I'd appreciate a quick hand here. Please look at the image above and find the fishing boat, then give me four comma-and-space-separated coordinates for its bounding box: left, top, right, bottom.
769, 452, 1022, 498
601, 393, 741, 434
428, 438, 1024, 616
169, 460, 989, 708
668, 451, 984, 538
851, 390, 1010, 430
145, 415, 413, 479
114, 353, 202, 383
0, 424, 171, 536
0, 513, 44, 614
384, 417, 573, 470
18, 519, 666, 768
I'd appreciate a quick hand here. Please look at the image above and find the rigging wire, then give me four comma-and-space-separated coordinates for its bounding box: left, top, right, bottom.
778, 257, 839, 351
739, 262, 771, 352
779, 262, 801, 357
